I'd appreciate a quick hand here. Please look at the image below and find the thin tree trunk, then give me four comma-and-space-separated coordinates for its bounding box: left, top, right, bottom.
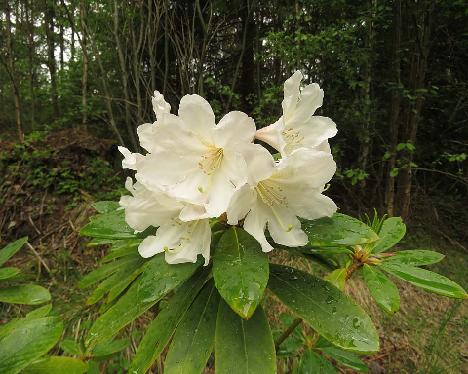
385, 0, 402, 216
25, 0, 36, 129
44, 0, 59, 117
4, 2, 23, 141
79, 0, 88, 125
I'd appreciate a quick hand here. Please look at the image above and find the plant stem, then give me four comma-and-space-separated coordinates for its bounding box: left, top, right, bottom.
275, 318, 302, 351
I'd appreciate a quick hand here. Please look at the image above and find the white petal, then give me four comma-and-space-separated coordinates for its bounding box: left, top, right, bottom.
255, 118, 286, 154
214, 111, 256, 147
137, 122, 157, 153
118, 146, 142, 170
178, 94, 216, 142
179, 204, 210, 221
226, 184, 256, 225
290, 192, 337, 220
282, 71, 302, 118
243, 202, 273, 252
284, 116, 337, 155
242, 143, 275, 186
165, 219, 211, 265
152, 90, 171, 119
138, 235, 166, 258
314, 140, 331, 153
267, 205, 307, 247
288, 83, 324, 124
119, 183, 181, 231
274, 148, 336, 190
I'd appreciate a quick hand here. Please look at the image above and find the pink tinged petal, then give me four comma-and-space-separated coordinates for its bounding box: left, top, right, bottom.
282, 71, 303, 117
241, 143, 275, 186
118, 146, 142, 170
255, 118, 286, 154
226, 184, 257, 225
214, 111, 256, 147
151, 90, 171, 119
178, 94, 216, 142
243, 202, 273, 252
267, 206, 308, 247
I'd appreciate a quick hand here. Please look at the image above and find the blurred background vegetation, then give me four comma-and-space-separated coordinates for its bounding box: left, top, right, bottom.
0, 0, 467, 373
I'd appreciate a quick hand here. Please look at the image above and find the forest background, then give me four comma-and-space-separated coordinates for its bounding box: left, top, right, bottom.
0, 0, 467, 373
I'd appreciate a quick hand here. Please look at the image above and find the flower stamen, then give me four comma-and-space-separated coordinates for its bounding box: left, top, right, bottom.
199, 145, 224, 175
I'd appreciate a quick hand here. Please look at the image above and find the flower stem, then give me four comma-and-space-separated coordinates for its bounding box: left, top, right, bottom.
275, 317, 303, 351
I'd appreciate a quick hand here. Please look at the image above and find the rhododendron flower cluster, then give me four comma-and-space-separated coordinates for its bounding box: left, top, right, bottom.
118, 71, 338, 265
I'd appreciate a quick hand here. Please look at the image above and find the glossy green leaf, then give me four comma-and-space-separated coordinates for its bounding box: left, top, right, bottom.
301, 214, 378, 247
79, 255, 142, 289
317, 345, 368, 372
102, 240, 140, 262
382, 250, 444, 266
213, 227, 269, 319
215, 301, 276, 374
130, 270, 209, 374
165, 283, 219, 374
0, 267, 20, 280
372, 217, 406, 253
0, 284, 51, 305
324, 268, 347, 290
362, 265, 400, 315
93, 201, 120, 213
60, 339, 83, 356
80, 210, 135, 239
0, 237, 28, 267
26, 304, 53, 319
380, 262, 466, 299
92, 338, 129, 357
268, 264, 379, 353
23, 356, 88, 374
296, 350, 337, 374
0, 316, 63, 374
137, 254, 202, 303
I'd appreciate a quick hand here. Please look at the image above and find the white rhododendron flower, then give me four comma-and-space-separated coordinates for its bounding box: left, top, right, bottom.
118, 73, 338, 265
255, 71, 337, 156
120, 177, 211, 265
135, 94, 266, 217
226, 148, 337, 252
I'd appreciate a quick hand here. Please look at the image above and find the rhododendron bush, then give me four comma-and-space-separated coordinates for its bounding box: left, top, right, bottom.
1, 73, 465, 374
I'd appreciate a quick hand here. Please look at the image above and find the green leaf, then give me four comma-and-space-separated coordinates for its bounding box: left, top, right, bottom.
372, 217, 406, 253
213, 227, 269, 319
26, 304, 53, 319
137, 254, 202, 303
60, 339, 83, 356
317, 345, 368, 372
0, 316, 63, 374
0, 267, 21, 280
80, 210, 135, 239
102, 240, 140, 262
296, 350, 337, 374
362, 265, 400, 315
215, 301, 276, 374
93, 201, 120, 213
0, 284, 51, 305
301, 214, 378, 247
92, 338, 129, 357
23, 356, 88, 374
324, 268, 347, 290
164, 283, 219, 374
0, 237, 28, 267
268, 264, 379, 353
130, 270, 210, 374
380, 262, 467, 299
382, 250, 444, 266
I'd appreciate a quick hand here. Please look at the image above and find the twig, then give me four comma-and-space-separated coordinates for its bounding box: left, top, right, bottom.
26, 243, 55, 281
275, 318, 302, 351
28, 214, 42, 235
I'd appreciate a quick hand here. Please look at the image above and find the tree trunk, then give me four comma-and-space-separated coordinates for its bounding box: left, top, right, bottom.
44, 0, 59, 117
384, 0, 402, 216
4, 1, 23, 141
25, 0, 36, 129
80, 0, 88, 125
